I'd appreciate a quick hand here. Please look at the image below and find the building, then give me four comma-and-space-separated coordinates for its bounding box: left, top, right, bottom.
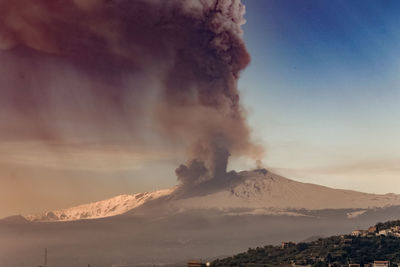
187, 261, 210, 267
391, 226, 400, 232
378, 229, 391, 236
351, 230, 367, 236
368, 226, 377, 233
373, 261, 390, 267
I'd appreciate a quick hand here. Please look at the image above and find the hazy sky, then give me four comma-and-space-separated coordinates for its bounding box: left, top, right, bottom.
1, 0, 400, 218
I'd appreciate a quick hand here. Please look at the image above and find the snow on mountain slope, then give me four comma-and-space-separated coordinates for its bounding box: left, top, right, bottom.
25, 188, 173, 222
22, 170, 400, 222
169, 170, 400, 213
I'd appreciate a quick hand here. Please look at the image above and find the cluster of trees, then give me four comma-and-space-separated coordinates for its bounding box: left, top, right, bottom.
212, 220, 400, 267
376, 220, 400, 231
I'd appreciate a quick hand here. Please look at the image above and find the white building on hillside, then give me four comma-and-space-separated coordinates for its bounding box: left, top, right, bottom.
373, 261, 390, 267
378, 229, 391, 236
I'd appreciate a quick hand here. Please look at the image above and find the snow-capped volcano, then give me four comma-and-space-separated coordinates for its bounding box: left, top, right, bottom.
5, 170, 400, 267
22, 170, 400, 222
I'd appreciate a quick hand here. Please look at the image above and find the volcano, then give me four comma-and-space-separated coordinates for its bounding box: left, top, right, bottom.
21, 169, 400, 222
2, 170, 400, 267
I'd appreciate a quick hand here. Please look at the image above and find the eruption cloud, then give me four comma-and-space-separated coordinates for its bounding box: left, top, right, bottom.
0, 0, 261, 186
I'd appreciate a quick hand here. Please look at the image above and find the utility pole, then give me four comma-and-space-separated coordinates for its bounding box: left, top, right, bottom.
44, 248, 47, 267
37, 248, 48, 267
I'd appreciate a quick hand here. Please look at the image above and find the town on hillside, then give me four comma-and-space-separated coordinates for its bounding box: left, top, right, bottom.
212, 220, 400, 267
351, 225, 400, 238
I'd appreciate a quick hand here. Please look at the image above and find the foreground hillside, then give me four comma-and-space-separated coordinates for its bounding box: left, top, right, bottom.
212, 220, 400, 267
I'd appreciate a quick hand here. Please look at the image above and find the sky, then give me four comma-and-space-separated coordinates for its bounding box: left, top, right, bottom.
0, 0, 400, 218
237, 0, 400, 192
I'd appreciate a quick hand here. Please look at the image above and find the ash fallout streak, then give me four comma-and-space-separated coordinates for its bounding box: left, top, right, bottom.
0, 0, 261, 187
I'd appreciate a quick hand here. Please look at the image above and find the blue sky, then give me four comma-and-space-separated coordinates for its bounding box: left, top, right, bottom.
235, 0, 400, 192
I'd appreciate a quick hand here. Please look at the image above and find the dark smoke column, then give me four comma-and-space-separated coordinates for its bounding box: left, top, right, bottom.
161, 0, 257, 185
0, 0, 259, 185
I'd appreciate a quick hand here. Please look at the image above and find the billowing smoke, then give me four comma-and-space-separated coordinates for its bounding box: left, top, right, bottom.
0, 0, 260, 186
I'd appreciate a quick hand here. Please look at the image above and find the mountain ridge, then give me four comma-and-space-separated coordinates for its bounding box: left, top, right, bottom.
24, 188, 173, 222
13, 170, 400, 222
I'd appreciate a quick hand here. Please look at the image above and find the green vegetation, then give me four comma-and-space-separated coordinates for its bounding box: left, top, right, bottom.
212, 220, 400, 267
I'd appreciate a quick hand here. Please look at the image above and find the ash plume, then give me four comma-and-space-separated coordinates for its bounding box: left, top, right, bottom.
0, 0, 261, 186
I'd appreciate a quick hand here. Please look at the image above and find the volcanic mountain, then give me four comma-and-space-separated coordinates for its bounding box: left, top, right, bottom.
22, 170, 400, 222
3, 170, 400, 267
